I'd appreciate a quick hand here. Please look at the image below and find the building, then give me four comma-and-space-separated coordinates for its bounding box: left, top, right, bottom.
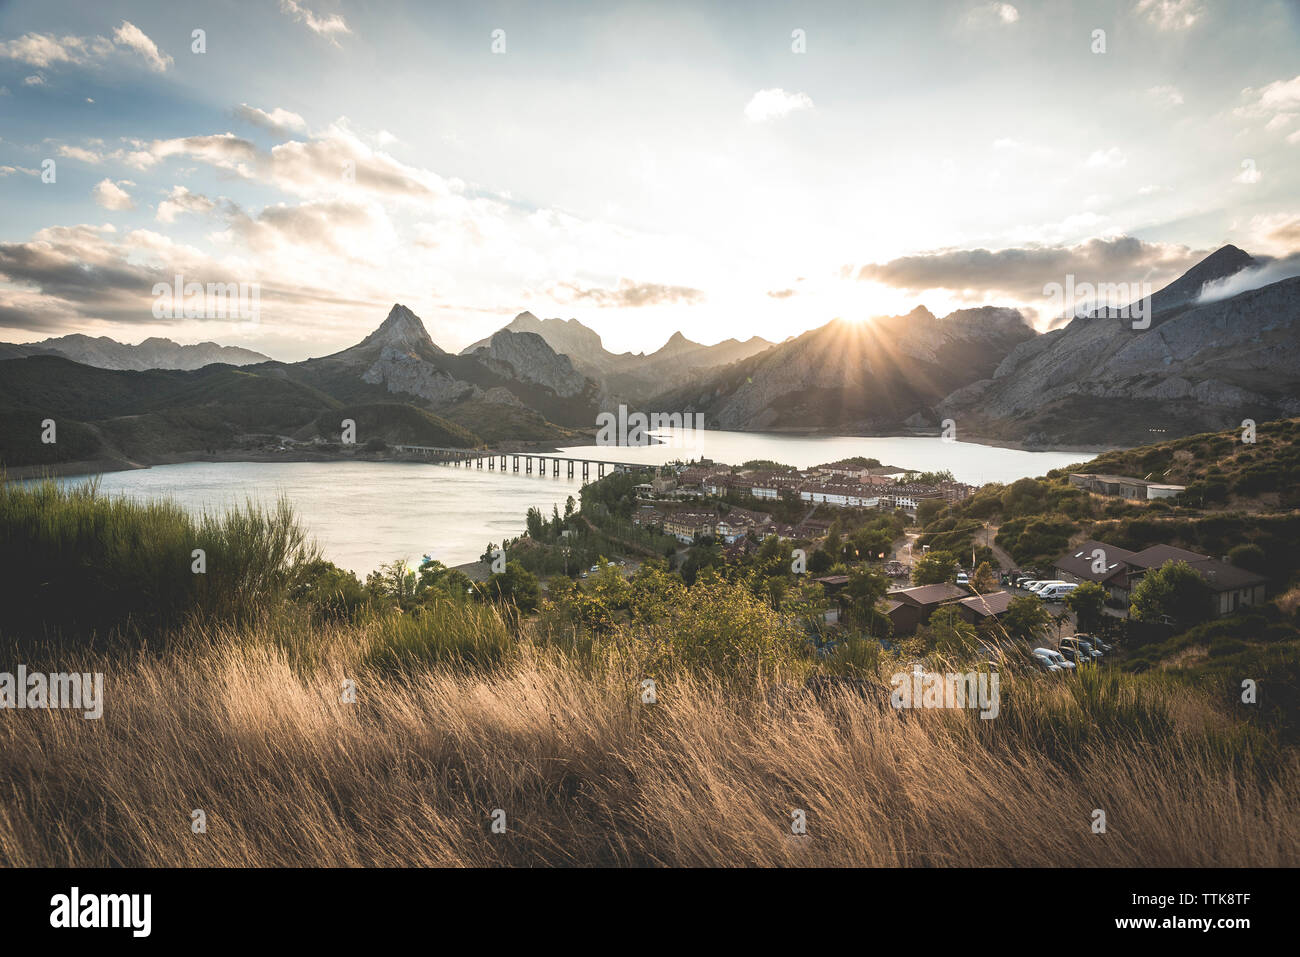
799, 481, 881, 508
955, 591, 1014, 625
1050, 540, 1268, 618
662, 510, 716, 542
1068, 473, 1186, 500
885, 582, 969, 635
1052, 539, 1137, 602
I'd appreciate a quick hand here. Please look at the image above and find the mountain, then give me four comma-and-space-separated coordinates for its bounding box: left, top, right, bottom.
0, 333, 269, 370
270, 304, 600, 441
936, 245, 1300, 447
650, 306, 1036, 432
461, 312, 775, 402
0, 304, 600, 470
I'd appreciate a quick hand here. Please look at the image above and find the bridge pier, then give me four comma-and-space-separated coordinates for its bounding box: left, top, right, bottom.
582, 461, 589, 480
512, 455, 519, 472
526, 457, 532, 474
598, 463, 605, 478
567, 460, 574, 478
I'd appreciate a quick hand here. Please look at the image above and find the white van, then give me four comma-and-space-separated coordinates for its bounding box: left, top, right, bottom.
1027, 580, 1066, 594
1038, 583, 1077, 601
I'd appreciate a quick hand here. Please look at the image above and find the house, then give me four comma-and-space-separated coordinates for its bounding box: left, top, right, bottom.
1068, 473, 1186, 501
1123, 544, 1268, 617
662, 510, 716, 542
1051, 540, 1268, 618
1052, 539, 1136, 602
955, 590, 1014, 625
798, 481, 881, 508
885, 582, 968, 635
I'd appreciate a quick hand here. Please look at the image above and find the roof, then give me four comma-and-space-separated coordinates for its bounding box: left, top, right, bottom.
1127, 544, 1208, 568
1186, 558, 1268, 590
957, 591, 1014, 617
892, 583, 968, 607
1052, 540, 1136, 583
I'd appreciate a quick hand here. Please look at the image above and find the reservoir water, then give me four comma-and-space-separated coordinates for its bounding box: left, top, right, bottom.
65, 429, 1089, 574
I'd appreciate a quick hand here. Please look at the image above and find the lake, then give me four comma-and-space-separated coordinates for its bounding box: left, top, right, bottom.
64, 430, 1088, 574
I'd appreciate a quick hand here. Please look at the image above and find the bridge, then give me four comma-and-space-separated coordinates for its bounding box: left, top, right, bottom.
390, 445, 652, 480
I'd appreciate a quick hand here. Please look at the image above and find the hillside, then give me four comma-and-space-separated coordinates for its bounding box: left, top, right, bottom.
650, 306, 1034, 432
462, 311, 775, 403
0, 333, 269, 370
0, 354, 480, 470
937, 245, 1300, 447
0, 304, 611, 469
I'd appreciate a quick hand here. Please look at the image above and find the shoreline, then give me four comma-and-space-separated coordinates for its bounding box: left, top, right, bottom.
4, 430, 1109, 483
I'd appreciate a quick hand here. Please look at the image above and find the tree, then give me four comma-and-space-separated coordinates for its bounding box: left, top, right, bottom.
924, 604, 980, 657
482, 560, 540, 612
1001, 595, 1053, 644
1130, 560, 1213, 627
844, 565, 888, 630
525, 507, 546, 541
912, 550, 958, 585
1065, 580, 1107, 632
1227, 543, 1267, 575
970, 561, 998, 594
916, 498, 946, 528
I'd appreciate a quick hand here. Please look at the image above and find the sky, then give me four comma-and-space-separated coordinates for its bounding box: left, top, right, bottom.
0, 0, 1298, 360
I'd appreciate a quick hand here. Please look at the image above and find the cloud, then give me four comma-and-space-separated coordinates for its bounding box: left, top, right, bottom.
968, 3, 1020, 26
766, 288, 795, 299
744, 89, 814, 123
1147, 84, 1184, 107
111, 21, 173, 73
0, 165, 40, 178
0, 21, 171, 73
57, 144, 102, 164
92, 178, 135, 210
156, 186, 217, 223
1086, 147, 1127, 169
23, 75, 45, 86
1197, 254, 1300, 304
545, 277, 705, 307
1234, 161, 1261, 184
1136, 0, 1202, 30
854, 237, 1204, 304
1238, 75, 1300, 131
279, 0, 352, 44
235, 103, 309, 136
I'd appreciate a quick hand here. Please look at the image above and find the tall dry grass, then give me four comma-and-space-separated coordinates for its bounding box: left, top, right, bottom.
1, 614, 1295, 867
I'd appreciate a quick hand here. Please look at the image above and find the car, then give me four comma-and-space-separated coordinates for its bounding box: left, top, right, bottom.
1073, 633, 1114, 653
579, 572, 588, 579
1056, 639, 1098, 665
1032, 647, 1074, 672
1037, 583, 1078, 601
1061, 636, 1103, 661
589, 565, 599, 572
956, 572, 969, 585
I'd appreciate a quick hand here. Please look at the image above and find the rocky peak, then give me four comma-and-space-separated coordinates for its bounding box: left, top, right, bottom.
358, 304, 440, 353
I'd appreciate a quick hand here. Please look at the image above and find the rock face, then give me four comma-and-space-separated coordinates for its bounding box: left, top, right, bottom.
461, 311, 775, 403
270, 303, 601, 440
938, 246, 1300, 447
652, 306, 1035, 432
465, 330, 588, 398
0, 334, 270, 370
